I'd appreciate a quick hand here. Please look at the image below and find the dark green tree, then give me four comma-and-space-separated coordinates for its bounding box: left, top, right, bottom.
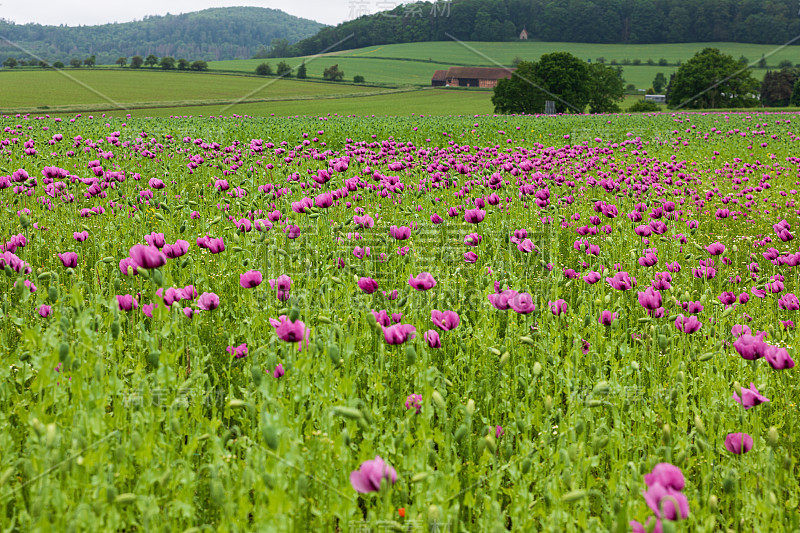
791, 77, 800, 107
587, 62, 625, 113
70, 58, 82, 68
269, 38, 291, 58
130, 55, 144, 69
629, 100, 661, 112
276, 61, 292, 77
144, 54, 159, 67
190, 60, 208, 71
652, 72, 667, 93
160, 56, 176, 69
256, 62, 272, 76
83, 55, 96, 66
177, 58, 189, 70
3, 57, 17, 68
323, 64, 344, 81
115, 57, 127, 67
53, 61, 64, 68
666, 48, 760, 109
296, 61, 307, 79
761, 69, 799, 107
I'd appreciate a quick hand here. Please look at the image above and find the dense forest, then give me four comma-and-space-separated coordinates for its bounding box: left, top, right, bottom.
0, 7, 323, 64
290, 0, 800, 55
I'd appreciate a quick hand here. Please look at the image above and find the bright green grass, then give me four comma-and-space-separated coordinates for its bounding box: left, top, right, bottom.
0, 70, 378, 111
120, 88, 496, 118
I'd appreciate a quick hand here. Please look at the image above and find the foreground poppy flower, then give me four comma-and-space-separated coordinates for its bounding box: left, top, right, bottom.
273, 363, 285, 378
58, 252, 78, 268
431, 310, 460, 330
350, 456, 397, 493
548, 299, 567, 316
724, 432, 754, 454
38, 304, 52, 317
197, 292, 219, 311
383, 323, 416, 345
488, 289, 518, 311
424, 329, 441, 348
674, 314, 702, 334
509, 292, 536, 314
405, 393, 422, 413
239, 270, 263, 288
644, 463, 685, 491
733, 383, 770, 410
409, 272, 436, 291
358, 277, 379, 294
116, 294, 138, 311
129, 244, 166, 269
269, 315, 310, 350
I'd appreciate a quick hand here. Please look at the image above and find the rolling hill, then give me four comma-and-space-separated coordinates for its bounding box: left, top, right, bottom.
0, 7, 324, 65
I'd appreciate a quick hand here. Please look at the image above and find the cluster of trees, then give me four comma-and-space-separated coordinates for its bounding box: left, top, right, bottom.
493, 48, 793, 114
113, 55, 208, 70
254, 62, 364, 83
492, 52, 625, 114
289, 0, 800, 55
0, 7, 321, 64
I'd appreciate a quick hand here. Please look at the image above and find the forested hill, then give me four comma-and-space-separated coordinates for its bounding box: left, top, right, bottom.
290, 0, 800, 55
0, 7, 324, 64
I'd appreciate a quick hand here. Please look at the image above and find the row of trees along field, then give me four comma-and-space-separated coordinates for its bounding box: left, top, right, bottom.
290, 0, 800, 55
494, 48, 800, 114
1, 55, 208, 70
254, 62, 364, 83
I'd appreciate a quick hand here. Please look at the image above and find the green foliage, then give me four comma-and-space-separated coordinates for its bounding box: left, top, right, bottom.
160, 57, 176, 70
190, 60, 208, 71
276, 61, 292, 78
493, 53, 620, 114
177, 58, 189, 70
296, 61, 307, 79
323, 64, 344, 82
652, 72, 667, 93
628, 99, 661, 112
130, 56, 143, 69
255, 62, 272, 76
144, 54, 159, 68
52, 61, 64, 69
0, 7, 323, 64
354, 75, 365, 83
760, 69, 799, 107
667, 48, 760, 109
69, 58, 81, 68
83, 55, 96, 67
3, 57, 17, 68
790, 77, 800, 107
115, 57, 127, 67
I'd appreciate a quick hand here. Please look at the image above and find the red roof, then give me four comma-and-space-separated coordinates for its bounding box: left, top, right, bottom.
431, 70, 448, 81
445, 67, 515, 80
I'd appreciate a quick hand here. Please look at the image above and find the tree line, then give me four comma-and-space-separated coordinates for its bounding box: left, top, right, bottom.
3, 55, 208, 71
289, 0, 800, 56
0, 7, 321, 65
494, 48, 800, 114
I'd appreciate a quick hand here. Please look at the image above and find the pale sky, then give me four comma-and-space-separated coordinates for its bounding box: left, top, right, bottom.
0, 0, 392, 27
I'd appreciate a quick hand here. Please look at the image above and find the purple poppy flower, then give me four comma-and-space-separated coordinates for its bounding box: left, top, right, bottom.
358, 277, 379, 294
517, 239, 535, 253
606, 271, 636, 290
207, 237, 225, 254
286, 225, 302, 239
464, 233, 482, 246
240, 270, 263, 288
733, 335, 766, 360
488, 289, 518, 311
142, 302, 158, 318
583, 271, 601, 284
764, 344, 795, 369
643, 483, 690, 521
778, 293, 800, 311
197, 292, 220, 311
405, 393, 422, 413
183, 307, 196, 319
464, 251, 478, 264
424, 329, 441, 348
117, 257, 138, 276
268, 275, 292, 300
408, 272, 436, 291
350, 456, 397, 493
38, 304, 52, 317
371, 310, 392, 327
733, 383, 770, 410
430, 213, 443, 224
383, 323, 416, 345
389, 225, 411, 240
705, 242, 725, 255
163, 240, 189, 258
431, 310, 460, 330
509, 292, 536, 314
724, 433, 754, 454
464, 208, 485, 224
630, 518, 661, 533
548, 299, 567, 316
273, 363, 285, 378
674, 314, 702, 334
58, 252, 78, 268
116, 294, 138, 311
644, 463, 685, 491
269, 315, 310, 350
73, 231, 89, 242
226, 343, 248, 359
719, 292, 737, 306
637, 287, 662, 311
129, 244, 167, 269
731, 324, 751, 337
598, 310, 617, 326
144, 232, 166, 249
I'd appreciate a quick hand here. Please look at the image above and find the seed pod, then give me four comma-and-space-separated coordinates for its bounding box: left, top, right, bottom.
488, 347, 501, 356
318, 315, 333, 325
332, 406, 363, 420
111, 321, 120, 339
768, 426, 779, 447
499, 352, 510, 368
432, 390, 446, 411
533, 361, 542, 376
179, 222, 186, 233
406, 345, 417, 366
465, 399, 475, 416
411, 472, 428, 483
251, 365, 262, 386
662, 423, 671, 445
545, 395, 553, 412
454, 425, 468, 443
484, 434, 497, 454
147, 351, 160, 369
262, 424, 279, 450
708, 494, 718, 511
288, 307, 300, 322
561, 489, 587, 503
520, 336, 534, 345
521, 458, 531, 474
658, 334, 668, 350
694, 415, 705, 435
59, 342, 70, 362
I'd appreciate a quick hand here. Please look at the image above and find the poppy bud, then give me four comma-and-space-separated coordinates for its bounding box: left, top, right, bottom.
405, 345, 417, 366
151, 269, 163, 286
484, 434, 497, 454
454, 424, 467, 443
466, 399, 475, 416
533, 362, 542, 376
147, 351, 160, 369
603, 294, 611, 304
694, 415, 705, 435
658, 334, 668, 350
432, 390, 446, 411
251, 365, 262, 386
19, 214, 29, 228
499, 352, 510, 368
59, 342, 69, 362
768, 426, 779, 447
662, 423, 671, 444
545, 395, 553, 412
48, 285, 59, 302
288, 307, 300, 322
111, 321, 120, 339
708, 494, 718, 511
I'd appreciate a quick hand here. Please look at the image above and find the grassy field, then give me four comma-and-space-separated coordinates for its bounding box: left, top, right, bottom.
0, 70, 382, 112
212, 41, 786, 90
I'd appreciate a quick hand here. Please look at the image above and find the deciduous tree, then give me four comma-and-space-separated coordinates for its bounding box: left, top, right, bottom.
666, 48, 759, 109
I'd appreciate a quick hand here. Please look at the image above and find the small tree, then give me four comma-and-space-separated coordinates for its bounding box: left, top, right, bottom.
70, 58, 82, 68
276, 61, 292, 77
297, 62, 307, 79
145, 54, 159, 67
779, 59, 794, 69
177, 58, 190, 70
791, 77, 800, 107
130, 55, 144, 69
116, 57, 127, 67
354, 75, 365, 83
629, 100, 661, 112
38, 60, 48, 68
652, 72, 667, 93
658, 58, 668, 66
83, 55, 96, 67
190, 60, 208, 71
53, 61, 64, 69
323, 64, 344, 81
595, 57, 606, 64
160, 56, 176, 70
758, 55, 767, 68
256, 62, 272, 76
3, 57, 17, 68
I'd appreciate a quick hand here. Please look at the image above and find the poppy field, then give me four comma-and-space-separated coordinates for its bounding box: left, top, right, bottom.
1, 110, 799, 532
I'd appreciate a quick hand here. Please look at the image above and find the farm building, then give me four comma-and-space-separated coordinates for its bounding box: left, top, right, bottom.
520, 28, 528, 39
432, 67, 516, 88
431, 70, 448, 87
645, 94, 666, 104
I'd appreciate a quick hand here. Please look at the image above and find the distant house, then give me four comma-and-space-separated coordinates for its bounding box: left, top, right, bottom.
520, 28, 528, 40
433, 66, 515, 88
431, 70, 447, 87
645, 94, 666, 104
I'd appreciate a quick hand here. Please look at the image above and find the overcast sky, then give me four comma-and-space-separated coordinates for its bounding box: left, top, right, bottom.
0, 0, 389, 27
